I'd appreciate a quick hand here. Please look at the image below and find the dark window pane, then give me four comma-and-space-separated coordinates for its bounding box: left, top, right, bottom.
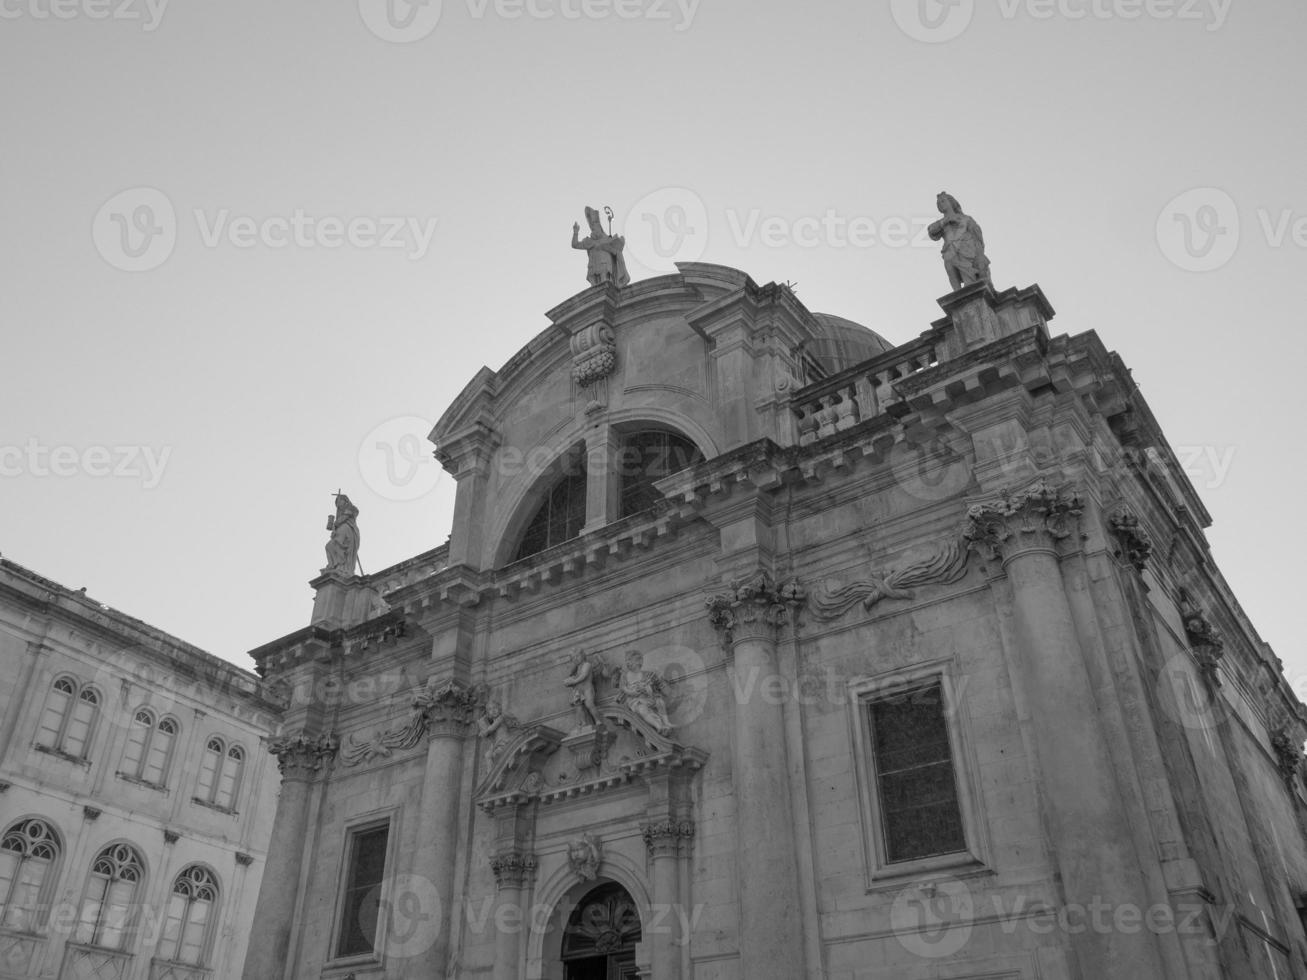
869, 683, 966, 863
516, 469, 588, 561
618, 431, 703, 519
336, 825, 389, 958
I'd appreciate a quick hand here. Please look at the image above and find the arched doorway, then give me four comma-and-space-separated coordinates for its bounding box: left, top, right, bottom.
561, 882, 642, 980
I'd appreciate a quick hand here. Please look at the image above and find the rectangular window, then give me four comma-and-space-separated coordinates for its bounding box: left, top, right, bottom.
867, 682, 967, 864
335, 824, 390, 958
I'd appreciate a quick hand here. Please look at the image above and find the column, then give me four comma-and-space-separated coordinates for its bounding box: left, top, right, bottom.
966, 482, 1167, 978
241, 732, 338, 980
491, 852, 536, 980
405, 683, 479, 980
642, 820, 692, 980
707, 573, 805, 980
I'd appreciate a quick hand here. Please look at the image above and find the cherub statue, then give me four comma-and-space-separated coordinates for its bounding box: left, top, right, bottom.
563, 649, 605, 734
572, 206, 630, 288
928, 192, 992, 291
477, 697, 518, 768
616, 650, 674, 736
324, 493, 361, 575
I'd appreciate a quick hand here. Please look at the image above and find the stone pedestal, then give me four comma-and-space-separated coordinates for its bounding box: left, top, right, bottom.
309, 572, 382, 630
241, 733, 337, 980
933, 281, 1054, 359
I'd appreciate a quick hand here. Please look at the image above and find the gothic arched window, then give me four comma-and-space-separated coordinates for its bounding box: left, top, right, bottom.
156, 865, 219, 966
0, 818, 61, 932
616, 429, 704, 518
74, 843, 145, 950
120, 709, 179, 786
35, 676, 100, 760
196, 738, 244, 810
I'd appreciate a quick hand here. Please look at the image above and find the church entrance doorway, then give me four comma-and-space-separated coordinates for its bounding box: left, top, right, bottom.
561, 882, 642, 980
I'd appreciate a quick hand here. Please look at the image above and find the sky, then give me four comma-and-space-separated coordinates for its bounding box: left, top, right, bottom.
2, 0, 1304, 693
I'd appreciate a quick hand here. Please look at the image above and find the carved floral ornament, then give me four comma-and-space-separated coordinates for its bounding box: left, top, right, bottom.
1108, 508, 1153, 572
642, 819, 695, 859
571, 321, 618, 387
1178, 589, 1226, 689
269, 731, 340, 778
1271, 727, 1305, 786
962, 480, 1085, 562
490, 851, 538, 889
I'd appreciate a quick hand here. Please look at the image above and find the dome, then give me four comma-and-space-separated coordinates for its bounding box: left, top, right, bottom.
808, 314, 894, 375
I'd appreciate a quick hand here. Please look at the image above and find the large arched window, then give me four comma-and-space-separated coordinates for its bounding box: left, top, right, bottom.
74, 843, 144, 950
616, 429, 704, 518
35, 676, 100, 760
120, 709, 179, 786
0, 818, 61, 932
195, 738, 244, 811
514, 470, 588, 562
156, 866, 219, 966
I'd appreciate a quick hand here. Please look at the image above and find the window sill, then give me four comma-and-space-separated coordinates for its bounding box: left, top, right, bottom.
191, 797, 238, 815
323, 952, 383, 976
33, 743, 90, 766
865, 850, 990, 892
116, 772, 168, 793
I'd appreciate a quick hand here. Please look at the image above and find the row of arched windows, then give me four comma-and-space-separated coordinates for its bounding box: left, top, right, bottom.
0, 819, 219, 966
35, 675, 245, 809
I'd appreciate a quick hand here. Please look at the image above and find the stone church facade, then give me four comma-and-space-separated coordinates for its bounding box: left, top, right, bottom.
242, 257, 1307, 979
0, 559, 284, 980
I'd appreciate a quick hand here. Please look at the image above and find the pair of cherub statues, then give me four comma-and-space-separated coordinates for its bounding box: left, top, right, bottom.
563, 648, 673, 737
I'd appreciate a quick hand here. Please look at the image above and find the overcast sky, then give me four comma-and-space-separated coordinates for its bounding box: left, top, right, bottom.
2, 0, 1304, 695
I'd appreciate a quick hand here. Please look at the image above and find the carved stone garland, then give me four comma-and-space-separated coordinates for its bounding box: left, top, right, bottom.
1271, 728, 1305, 787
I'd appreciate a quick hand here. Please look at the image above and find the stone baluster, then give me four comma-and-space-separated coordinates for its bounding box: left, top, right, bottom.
706, 574, 806, 980
241, 732, 338, 980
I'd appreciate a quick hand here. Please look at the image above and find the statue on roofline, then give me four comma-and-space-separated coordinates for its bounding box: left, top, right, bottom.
929, 192, 992, 291
323, 492, 361, 576
572, 206, 630, 289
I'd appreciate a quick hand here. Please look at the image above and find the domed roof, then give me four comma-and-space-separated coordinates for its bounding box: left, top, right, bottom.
808, 314, 894, 375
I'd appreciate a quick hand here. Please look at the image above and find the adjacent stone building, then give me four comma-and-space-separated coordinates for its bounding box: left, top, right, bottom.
242, 257, 1307, 979
0, 559, 283, 980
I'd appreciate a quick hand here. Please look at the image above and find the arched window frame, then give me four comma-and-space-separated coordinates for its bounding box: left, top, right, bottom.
509, 443, 589, 563
73, 843, 145, 951
194, 737, 245, 812
0, 818, 63, 934
119, 708, 180, 787
614, 427, 705, 519
155, 864, 220, 967
34, 675, 101, 761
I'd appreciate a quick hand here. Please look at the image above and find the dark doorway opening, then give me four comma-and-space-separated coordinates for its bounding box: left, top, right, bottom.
561, 882, 641, 980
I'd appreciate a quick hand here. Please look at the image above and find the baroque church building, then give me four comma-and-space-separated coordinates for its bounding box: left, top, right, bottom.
241, 206, 1307, 980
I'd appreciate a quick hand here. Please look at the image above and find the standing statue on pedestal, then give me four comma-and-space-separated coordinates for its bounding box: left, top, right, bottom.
572, 206, 630, 288
563, 650, 605, 734
323, 493, 361, 576
929, 192, 992, 291
616, 650, 673, 736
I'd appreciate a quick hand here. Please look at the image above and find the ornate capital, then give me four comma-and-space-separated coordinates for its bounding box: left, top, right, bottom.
642, 820, 694, 859
1272, 728, 1304, 787
964, 480, 1084, 563
269, 731, 339, 780
416, 680, 481, 740
706, 572, 805, 649
490, 852, 537, 890
1108, 509, 1153, 572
